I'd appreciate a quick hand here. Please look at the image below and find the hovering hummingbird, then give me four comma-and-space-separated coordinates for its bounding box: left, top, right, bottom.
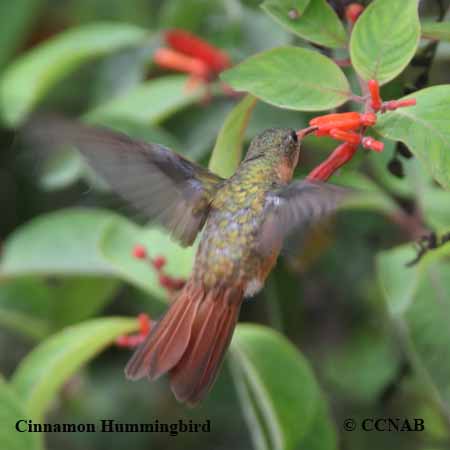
28, 119, 347, 406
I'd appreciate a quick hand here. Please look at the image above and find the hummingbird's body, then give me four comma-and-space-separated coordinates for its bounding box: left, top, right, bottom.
197, 155, 283, 294
29, 120, 346, 406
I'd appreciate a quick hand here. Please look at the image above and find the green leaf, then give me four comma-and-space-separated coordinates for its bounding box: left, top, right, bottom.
403, 263, 450, 409
0, 278, 53, 340
377, 245, 420, 315
368, 138, 419, 197
0, 0, 42, 70
38, 148, 85, 191
0, 22, 148, 126
0, 377, 42, 450
99, 217, 195, 302
0, 208, 195, 301
0, 209, 117, 277
422, 21, 450, 42
374, 86, 450, 190
323, 327, 400, 403
229, 324, 336, 450
262, 0, 347, 49
11, 317, 138, 421
377, 242, 450, 410
261, 0, 310, 27
158, 0, 224, 31
50, 277, 120, 328
208, 95, 257, 177
0, 275, 119, 339
246, 101, 309, 138
350, 0, 420, 84
239, 5, 292, 55
221, 47, 351, 111
422, 186, 450, 233
169, 99, 235, 160
86, 75, 205, 125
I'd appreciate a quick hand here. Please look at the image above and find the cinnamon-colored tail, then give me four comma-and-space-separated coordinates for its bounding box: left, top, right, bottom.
125, 280, 243, 406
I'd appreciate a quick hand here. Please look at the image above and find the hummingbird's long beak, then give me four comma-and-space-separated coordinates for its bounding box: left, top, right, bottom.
296, 126, 318, 139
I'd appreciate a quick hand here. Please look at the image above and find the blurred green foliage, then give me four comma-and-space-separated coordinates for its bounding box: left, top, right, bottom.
1, 1, 450, 450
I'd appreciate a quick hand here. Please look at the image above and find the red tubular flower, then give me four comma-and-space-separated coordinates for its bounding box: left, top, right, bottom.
165, 29, 231, 74
329, 128, 361, 145
307, 143, 359, 182
310, 112, 359, 126
310, 112, 377, 134
153, 48, 210, 79
368, 79, 382, 111
311, 112, 361, 133
345, 3, 364, 24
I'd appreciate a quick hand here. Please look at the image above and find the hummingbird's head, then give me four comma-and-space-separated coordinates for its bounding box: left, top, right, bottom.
244, 128, 300, 182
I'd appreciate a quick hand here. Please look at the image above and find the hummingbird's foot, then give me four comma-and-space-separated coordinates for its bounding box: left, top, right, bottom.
116, 313, 153, 348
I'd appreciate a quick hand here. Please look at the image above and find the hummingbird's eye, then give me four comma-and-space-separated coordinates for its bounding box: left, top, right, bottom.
290, 131, 298, 143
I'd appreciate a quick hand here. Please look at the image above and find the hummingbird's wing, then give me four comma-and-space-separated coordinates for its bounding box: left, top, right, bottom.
259, 180, 349, 255
25, 117, 224, 246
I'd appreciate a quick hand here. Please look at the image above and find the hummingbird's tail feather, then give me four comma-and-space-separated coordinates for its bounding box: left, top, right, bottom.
124, 280, 243, 406
169, 286, 242, 406
125, 281, 203, 381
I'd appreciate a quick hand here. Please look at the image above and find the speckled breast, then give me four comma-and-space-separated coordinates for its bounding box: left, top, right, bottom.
193, 165, 278, 289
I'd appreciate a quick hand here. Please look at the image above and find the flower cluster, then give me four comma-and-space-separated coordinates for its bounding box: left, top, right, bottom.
116, 313, 152, 348
305, 79, 416, 182
153, 29, 232, 93
116, 244, 187, 348
132, 244, 186, 293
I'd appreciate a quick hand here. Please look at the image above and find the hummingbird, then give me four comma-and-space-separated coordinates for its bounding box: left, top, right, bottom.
27, 119, 347, 406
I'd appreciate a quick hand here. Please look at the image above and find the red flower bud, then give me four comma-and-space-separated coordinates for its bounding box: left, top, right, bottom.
172, 278, 186, 290
384, 99, 417, 111
368, 80, 382, 111
138, 313, 151, 336
362, 137, 384, 152
345, 3, 364, 24
132, 245, 147, 260
152, 256, 167, 271
159, 273, 180, 291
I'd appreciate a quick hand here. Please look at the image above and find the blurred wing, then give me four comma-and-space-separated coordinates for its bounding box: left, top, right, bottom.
259, 180, 350, 255
25, 117, 224, 246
